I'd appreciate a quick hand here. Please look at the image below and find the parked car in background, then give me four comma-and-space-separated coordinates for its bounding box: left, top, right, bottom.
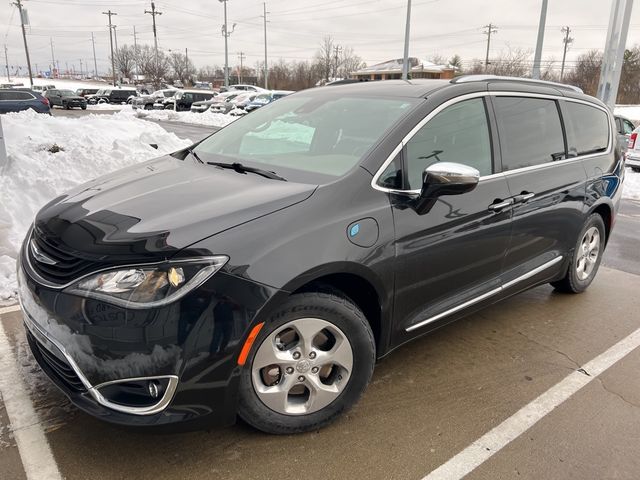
193, 81, 213, 90
173, 89, 216, 111
615, 115, 635, 153
87, 87, 138, 105
625, 124, 640, 172
133, 89, 179, 110
19, 77, 622, 434
228, 93, 259, 115
210, 92, 251, 114
244, 90, 293, 112
31, 85, 56, 93
76, 88, 99, 98
44, 89, 87, 110
0, 88, 50, 114
228, 84, 266, 93
192, 91, 239, 114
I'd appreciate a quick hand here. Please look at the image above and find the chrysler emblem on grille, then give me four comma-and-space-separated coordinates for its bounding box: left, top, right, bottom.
30, 239, 58, 265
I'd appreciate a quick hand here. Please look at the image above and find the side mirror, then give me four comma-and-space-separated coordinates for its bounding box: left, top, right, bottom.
414, 162, 480, 214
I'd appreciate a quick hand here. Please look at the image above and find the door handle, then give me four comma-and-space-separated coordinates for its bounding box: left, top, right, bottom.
488, 198, 514, 212
513, 192, 535, 204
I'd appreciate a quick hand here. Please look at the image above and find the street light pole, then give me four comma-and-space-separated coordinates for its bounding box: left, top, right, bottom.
401, 0, 412, 80
4, 45, 10, 82
91, 32, 98, 78
532, 0, 549, 79
262, 2, 269, 89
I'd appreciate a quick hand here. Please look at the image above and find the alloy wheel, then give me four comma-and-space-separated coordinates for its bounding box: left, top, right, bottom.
251, 317, 353, 415
576, 226, 600, 281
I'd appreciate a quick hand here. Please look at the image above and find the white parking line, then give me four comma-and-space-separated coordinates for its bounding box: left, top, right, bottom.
423, 326, 640, 480
0, 307, 62, 480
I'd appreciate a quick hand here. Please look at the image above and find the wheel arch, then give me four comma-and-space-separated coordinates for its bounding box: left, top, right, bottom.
588, 200, 613, 244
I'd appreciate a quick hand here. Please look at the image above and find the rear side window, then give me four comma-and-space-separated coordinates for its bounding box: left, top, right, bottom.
15, 92, 34, 100
493, 97, 565, 171
563, 102, 610, 157
405, 98, 492, 189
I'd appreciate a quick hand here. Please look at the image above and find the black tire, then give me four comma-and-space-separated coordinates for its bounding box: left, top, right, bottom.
632, 167, 640, 173
64, 102, 70, 110
551, 213, 606, 293
238, 290, 375, 434
81, 106, 87, 110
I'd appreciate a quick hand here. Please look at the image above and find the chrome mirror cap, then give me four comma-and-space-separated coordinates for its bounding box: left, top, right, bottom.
424, 162, 481, 185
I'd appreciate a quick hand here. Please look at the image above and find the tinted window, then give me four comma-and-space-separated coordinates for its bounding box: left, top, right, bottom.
378, 153, 403, 189
15, 91, 33, 100
405, 98, 492, 189
493, 97, 565, 171
623, 119, 635, 135
563, 102, 610, 157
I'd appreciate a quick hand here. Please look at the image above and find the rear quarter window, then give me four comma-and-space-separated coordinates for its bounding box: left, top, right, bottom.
493, 96, 566, 171
562, 102, 610, 157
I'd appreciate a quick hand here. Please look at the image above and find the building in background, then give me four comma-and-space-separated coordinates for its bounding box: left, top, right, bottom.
352, 57, 455, 81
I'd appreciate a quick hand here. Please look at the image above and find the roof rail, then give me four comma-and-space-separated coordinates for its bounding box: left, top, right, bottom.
450, 75, 583, 94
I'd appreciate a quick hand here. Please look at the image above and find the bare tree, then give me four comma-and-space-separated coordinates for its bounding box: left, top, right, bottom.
315, 36, 335, 82
564, 50, 602, 96
113, 45, 136, 81
337, 46, 365, 79
168, 51, 196, 85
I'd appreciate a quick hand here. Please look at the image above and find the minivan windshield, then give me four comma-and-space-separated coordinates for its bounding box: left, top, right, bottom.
194, 93, 417, 178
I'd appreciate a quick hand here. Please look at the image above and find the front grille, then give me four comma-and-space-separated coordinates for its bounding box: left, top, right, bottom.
28, 232, 107, 285
27, 331, 87, 393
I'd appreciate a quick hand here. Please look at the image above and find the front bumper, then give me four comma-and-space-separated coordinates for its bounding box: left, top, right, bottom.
18, 255, 279, 428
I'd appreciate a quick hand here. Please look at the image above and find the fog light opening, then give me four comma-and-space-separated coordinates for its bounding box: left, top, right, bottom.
148, 380, 161, 399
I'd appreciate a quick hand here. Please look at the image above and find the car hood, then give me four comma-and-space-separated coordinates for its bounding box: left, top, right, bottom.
33, 155, 316, 263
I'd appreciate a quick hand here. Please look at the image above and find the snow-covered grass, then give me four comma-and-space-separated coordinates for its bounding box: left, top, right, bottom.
8, 76, 109, 92
0, 110, 191, 304
125, 108, 238, 128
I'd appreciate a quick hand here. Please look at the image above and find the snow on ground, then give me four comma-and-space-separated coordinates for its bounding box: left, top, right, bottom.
615, 105, 640, 122
8, 76, 109, 92
0, 110, 190, 304
86, 103, 129, 111
624, 168, 640, 200
125, 108, 237, 128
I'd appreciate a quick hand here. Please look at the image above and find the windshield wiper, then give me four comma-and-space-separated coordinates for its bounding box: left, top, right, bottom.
207, 161, 287, 181
188, 147, 204, 163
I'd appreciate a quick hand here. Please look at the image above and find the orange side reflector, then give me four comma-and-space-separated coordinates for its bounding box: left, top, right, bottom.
237, 322, 265, 366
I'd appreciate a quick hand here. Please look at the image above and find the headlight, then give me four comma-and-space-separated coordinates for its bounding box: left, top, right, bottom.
65, 256, 228, 309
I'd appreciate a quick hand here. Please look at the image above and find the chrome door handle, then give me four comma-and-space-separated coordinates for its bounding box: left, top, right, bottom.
488, 198, 514, 211
513, 192, 535, 203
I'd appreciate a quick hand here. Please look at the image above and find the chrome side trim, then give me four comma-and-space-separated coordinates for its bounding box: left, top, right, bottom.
501, 255, 564, 290
371, 91, 614, 194
405, 256, 564, 333
22, 307, 179, 416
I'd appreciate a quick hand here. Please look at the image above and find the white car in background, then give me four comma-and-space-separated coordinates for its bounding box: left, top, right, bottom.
626, 128, 640, 172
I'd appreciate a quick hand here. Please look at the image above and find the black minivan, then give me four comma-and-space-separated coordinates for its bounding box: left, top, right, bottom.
19, 76, 623, 434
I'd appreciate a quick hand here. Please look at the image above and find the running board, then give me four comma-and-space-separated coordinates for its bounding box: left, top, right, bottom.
405, 256, 564, 333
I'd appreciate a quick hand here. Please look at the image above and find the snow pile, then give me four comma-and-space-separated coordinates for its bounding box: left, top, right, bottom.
87, 103, 131, 111
125, 108, 237, 128
624, 168, 640, 200
615, 105, 640, 122
9, 76, 109, 92
0, 110, 190, 304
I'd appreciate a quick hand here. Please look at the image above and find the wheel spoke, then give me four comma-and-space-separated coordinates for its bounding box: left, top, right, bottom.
317, 337, 353, 373
254, 373, 297, 413
252, 336, 294, 371
306, 374, 342, 411
293, 319, 325, 356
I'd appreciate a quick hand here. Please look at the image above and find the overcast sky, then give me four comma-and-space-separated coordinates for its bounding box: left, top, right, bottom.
2, 0, 640, 76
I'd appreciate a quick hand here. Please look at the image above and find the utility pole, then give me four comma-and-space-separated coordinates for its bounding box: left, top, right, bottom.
102, 10, 117, 86
219, 0, 236, 87
91, 32, 98, 78
185, 47, 189, 85
333, 45, 342, 79
145, 2, 162, 86
560, 26, 574, 81
13, 0, 34, 87
50, 38, 56, 78
4, 45, 10, 82
532, 0, 548, 79
79, 59, 83, 77
133, 26, 138, 81
401, 0, 412, 80
483, 23, 498, 71
262, 2, 269, 89
237, 51, 245, 83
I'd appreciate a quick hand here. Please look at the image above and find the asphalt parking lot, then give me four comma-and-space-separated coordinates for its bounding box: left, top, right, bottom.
2, 110, 639, 479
